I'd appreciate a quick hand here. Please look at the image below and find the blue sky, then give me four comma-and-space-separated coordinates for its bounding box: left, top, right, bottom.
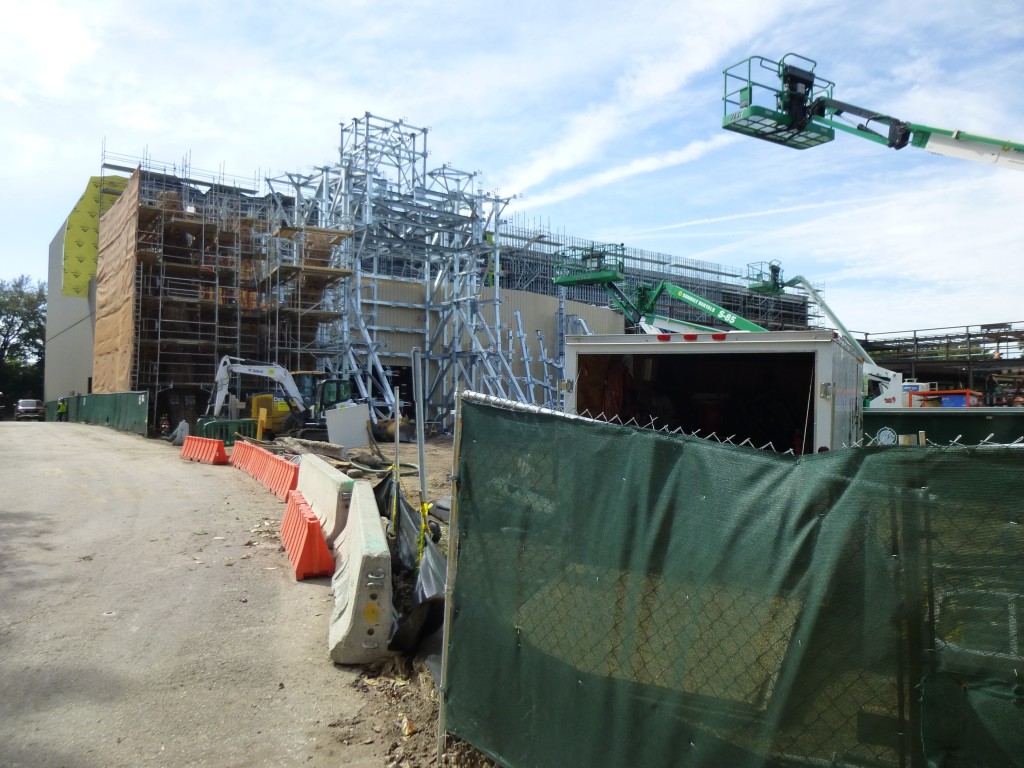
2, 0, 1022, 335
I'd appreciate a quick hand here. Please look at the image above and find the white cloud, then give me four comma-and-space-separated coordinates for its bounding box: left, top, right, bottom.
494, 0, 800, 196
512, 134, 738, 210
1, 0, 1023, 338
0, 0, 99, 99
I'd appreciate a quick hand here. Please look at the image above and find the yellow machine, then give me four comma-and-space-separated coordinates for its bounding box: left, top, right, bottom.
207, 356, 352, 439
248, 392, 295, 434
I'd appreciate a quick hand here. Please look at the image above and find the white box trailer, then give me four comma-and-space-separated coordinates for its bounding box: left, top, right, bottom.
563, 330, 862, 453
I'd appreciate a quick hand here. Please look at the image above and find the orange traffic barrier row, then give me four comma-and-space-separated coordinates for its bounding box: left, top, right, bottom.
253, 453, 274, 485
256, 452, 299, 500
229, 441, 298, 500
280, 490, 334, 580
229, 440, 257, 473
231, 440, 271, 479
180, 436, 229, 465
275, 460, 299, 500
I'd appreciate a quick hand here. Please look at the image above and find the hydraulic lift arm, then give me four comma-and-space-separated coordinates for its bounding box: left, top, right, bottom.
553, 244, 767, 333
208, 356, 307, 418
603, 281, 723, 334
636, 281, 767, 333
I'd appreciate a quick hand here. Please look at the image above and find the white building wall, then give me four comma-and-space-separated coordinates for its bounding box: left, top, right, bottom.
44, 223, 96, 401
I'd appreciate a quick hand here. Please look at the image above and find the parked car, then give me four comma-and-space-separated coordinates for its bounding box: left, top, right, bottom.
14, 399, 45, 421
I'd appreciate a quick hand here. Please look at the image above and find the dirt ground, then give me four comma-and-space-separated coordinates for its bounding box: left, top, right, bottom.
326, 436, 498, 768
1, 424, 486, 767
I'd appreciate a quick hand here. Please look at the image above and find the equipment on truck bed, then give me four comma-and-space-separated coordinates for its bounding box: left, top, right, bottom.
206, 355, 353, 438
722, 53, 1024, 169
554, 248, 903, 409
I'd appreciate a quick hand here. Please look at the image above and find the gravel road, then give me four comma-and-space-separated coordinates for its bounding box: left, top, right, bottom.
0, 423, 381, 767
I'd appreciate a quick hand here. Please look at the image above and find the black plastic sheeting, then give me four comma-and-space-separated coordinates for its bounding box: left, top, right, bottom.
374, 474, 447, 679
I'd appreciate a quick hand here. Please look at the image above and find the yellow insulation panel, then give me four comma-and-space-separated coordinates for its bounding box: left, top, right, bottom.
62, 175, 129, 297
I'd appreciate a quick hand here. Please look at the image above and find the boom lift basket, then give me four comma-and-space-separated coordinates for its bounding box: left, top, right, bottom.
722, 54, 835, 149
551, 244, 626, 287
746, 260, 787, 295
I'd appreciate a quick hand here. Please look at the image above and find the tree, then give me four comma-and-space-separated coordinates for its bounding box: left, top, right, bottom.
0, 276, 47, 405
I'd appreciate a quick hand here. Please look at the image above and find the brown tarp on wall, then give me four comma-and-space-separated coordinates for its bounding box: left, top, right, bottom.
92, 170, 140, 393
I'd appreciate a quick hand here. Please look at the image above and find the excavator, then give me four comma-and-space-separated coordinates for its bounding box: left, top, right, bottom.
206, 355, 353, 438
722, 53, 1024, 169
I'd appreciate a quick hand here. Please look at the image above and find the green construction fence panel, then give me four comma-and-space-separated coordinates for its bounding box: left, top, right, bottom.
196, 417, 258, 446
865, 407, 1024, 446
59, 392, 149, 434
444, 396, 1024, 768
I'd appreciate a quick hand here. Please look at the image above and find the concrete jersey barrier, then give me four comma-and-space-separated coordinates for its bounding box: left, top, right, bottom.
328, 480, 393, 665
297, 454, 354, 547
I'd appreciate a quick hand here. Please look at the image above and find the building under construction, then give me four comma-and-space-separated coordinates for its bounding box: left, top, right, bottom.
47, 113, 813, 433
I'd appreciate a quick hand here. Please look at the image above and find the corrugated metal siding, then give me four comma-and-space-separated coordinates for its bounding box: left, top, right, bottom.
364, 281, 424, 328
360, 279, 425, 366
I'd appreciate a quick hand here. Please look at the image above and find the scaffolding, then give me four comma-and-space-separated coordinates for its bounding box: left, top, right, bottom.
96, 114, 813, 433
862, 321, 1024, 394
499, 216, 813, 331
97, 153, 269, 422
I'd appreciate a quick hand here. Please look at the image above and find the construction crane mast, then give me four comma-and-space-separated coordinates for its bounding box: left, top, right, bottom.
722, 54, 1024, 170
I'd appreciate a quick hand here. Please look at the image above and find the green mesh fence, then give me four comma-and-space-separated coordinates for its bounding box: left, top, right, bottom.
196, 418, 258, 446
66, 392, 149, 434
444, 395, 1024, 768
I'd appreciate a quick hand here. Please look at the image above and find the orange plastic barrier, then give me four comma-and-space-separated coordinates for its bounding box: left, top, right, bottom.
229, 440, 255, 473
180, 435, 229, 465
280, 490, 334, 580
259, 453, 299, 500
228, 441, 297, 499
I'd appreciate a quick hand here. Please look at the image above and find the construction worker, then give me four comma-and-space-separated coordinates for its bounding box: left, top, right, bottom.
56, 398, 68, 422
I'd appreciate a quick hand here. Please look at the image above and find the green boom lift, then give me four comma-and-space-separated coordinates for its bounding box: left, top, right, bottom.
553, 244, 767, 333
722, 53, 1024, 169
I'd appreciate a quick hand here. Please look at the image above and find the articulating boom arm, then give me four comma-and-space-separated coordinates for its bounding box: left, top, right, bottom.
778, 63, 911, 149
638, 281, 767, 333
552, 244, 768, 333
593, 282, 719, 333
208, 356, 308, 418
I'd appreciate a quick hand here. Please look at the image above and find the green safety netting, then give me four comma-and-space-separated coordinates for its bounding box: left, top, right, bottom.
443, 396, 1024, 768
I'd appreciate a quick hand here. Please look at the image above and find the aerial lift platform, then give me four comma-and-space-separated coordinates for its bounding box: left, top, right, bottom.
722, 53, 1024, 169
